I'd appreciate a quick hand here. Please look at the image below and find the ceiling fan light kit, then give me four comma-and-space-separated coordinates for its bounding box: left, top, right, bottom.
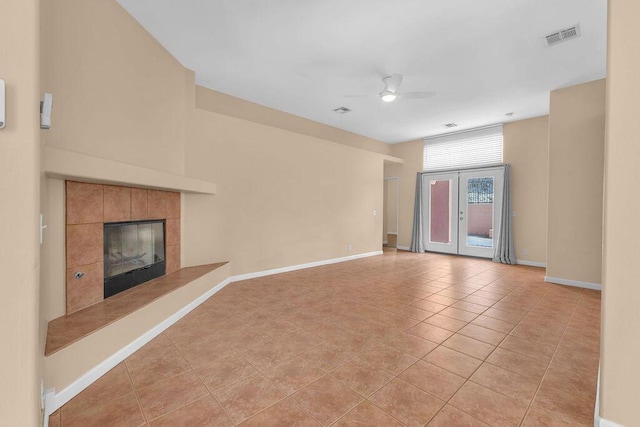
379, 73, 403, 102
344, 73, 435, 103
380, 90, 397, 102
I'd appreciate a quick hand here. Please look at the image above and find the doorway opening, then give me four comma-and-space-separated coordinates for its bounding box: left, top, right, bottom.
383, 177, 399, 249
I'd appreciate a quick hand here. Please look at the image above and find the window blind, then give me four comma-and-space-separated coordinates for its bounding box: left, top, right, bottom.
423, 125, 503, 171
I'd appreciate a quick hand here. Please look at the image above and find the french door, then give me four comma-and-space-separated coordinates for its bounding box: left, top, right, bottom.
422, 166, 504, 258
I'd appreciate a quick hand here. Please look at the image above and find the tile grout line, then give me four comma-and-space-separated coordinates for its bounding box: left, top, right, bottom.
123, 358, 151, 426
517, 289, 585, 426
363, 276, 526, 426
424, 274, 558, 425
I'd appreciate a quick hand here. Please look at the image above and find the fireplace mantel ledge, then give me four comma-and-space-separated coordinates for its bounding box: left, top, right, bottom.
43, 146, 216, 194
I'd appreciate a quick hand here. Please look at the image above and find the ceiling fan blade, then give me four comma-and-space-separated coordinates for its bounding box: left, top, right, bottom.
399, 91, 436, 99
344, 94, 377, 98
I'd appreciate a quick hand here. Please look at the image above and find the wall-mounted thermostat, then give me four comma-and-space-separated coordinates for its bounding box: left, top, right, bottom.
0, 79, 5, 129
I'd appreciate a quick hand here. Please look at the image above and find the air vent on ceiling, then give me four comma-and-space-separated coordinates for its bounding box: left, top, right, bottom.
443, 123, 458, 128
545, 24, 581, 46
333, 107, 352, 114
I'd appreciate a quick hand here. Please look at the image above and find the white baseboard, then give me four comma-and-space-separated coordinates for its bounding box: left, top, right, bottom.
230, 251, 382, 282
397, 245, 411, 251
595, 366, 601, 426
43, 250, 383, 424
599, 418, 624, 427
595, 367, 625, 427
544, 276, 602, 291
383, 240, 388, 245
387, 232, 398, 235
44, 276, 233, 421
516, 260, 546, 268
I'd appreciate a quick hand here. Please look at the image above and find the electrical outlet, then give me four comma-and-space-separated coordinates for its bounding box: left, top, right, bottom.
522, 248, 528, 255
372, 210, 377, 216
347, 244, 352, 251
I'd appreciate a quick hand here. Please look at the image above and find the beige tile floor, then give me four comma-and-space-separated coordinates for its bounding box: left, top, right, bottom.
50, 250, 601, 426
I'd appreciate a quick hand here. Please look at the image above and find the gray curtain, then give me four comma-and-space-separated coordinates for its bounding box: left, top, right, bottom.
493, 164, 517, 264
410, 172, 425, 252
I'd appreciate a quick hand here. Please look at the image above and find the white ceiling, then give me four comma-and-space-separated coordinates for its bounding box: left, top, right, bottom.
117, 0, 607, 144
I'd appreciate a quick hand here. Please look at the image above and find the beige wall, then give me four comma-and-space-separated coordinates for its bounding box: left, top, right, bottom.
40, 0, 190, 175
184, 105, 385, 275
196, 87, 392, 157
601, 0, 640, 424
503, 116, 549, 265
0, 0, 42, 424
389, 140, 424, 249
547, 79, 606, 285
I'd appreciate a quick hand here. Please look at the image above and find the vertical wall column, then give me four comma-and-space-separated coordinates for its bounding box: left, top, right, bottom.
600, 0, 640, 425
0, 0, 42, 424
546, 79, 606, 287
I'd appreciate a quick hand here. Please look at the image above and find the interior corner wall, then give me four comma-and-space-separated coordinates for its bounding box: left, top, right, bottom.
547, 79, 606, 285
0, 0, 42, 424
601, 0, 640, 424
389, 140, 424, 249
183, 108, 385, 275
503, 115, 549, 265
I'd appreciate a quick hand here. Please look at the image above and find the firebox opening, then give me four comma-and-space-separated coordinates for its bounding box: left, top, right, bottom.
103, 219, 166, 298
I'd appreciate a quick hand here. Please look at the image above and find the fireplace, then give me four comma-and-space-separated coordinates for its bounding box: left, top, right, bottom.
103, 220, 166, 298
65, 181, 180, 314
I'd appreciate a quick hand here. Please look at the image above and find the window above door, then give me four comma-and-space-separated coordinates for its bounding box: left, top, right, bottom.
423, 125, 503, 172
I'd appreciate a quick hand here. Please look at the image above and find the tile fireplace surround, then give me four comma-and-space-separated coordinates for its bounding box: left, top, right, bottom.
65, 181, 181, 314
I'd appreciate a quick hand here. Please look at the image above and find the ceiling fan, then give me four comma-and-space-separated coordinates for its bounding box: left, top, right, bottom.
345, 73, 436, 103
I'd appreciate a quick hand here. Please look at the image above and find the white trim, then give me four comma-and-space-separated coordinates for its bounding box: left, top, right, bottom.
595, 365, 601, 426
544, 276, 602, 291
230, 251, 382, 282
397, 245, 411, 251
386, 232, 398, 235
516, 260, 547, 268
600, 418, 625, 427
43, 250, 383, 424
595, 367, 625, 427
593, 366, 601, 427
45, 277, 232, 420
598, 417, 624, 427
383, 240, 388, 245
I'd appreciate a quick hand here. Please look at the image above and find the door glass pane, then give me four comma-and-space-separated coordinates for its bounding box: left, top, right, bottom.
466, 177, 494, 248
429, 180, 451, 243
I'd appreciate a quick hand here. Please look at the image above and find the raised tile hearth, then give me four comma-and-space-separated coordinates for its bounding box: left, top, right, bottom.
46, 263, 227, 356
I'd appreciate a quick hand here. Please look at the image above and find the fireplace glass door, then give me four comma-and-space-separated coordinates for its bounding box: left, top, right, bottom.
104, 220, 165, 298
